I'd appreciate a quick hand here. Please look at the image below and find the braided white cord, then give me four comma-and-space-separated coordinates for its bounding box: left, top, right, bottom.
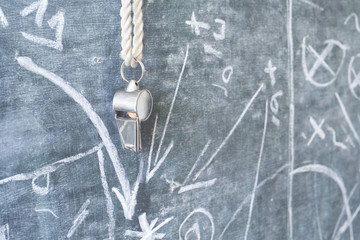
131, 0, 144, 68
120, 0, 143, 68
120, 0, 133, 66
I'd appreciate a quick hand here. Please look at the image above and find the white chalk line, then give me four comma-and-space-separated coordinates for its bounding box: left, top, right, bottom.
204, 44, 223, 59
344, 13, 360, 32
335, 92, 360, 144
182, 139, 212, 186
178, 178, 217, 194
331, 183, 358, 239
20, 0, 48, 27
336, 201, 360, 239
66, 199, 91, 238
153, 44, 189, 166
211, 84, 228, 97
218, 163, 289, 239
299, 0, 324, 11
147, 141, 174, 183
193, 83, 264, 182
0, 7, 8, 28
326, 126, 348, 150
35, 208, 59, 218
287, 0, 295, 238
146, 113, 158, 180
16, 56, 133, 217
292, 164, 353, 240
179, 208, 214, 240
97, 149, 115, 240
129, 156, 145, 219
0, 143, 103, 185
0, 223, 9, 240
140, 216, 174, 240
244, 100, 268, 240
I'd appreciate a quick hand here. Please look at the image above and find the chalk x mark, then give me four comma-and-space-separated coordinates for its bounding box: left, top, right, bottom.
331, 183, 358, 240
307, 117, 325, 146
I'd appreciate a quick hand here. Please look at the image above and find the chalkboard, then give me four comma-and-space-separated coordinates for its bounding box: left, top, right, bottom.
0, 0, 360, 239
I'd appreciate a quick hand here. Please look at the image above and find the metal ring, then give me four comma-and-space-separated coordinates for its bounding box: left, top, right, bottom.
120, 60, 145, 83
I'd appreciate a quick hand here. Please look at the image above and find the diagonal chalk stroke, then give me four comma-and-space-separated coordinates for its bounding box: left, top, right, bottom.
16, 56, 133, 216
35, 208, 59, 218
154, 44, 189, 166
219, 163, 289, 239
178, 178, 217, 194
292, 164, 353, 240
0, 143, 103, 185
147, 141, 174, 183
299, 0, 324, 11
335, 92, 360, 144
66, 199, 91, 238
331, 183, 358, 239
182, 139, 212, 186
0, 7, 8, 28
244, 100, 269, 240
97, 149, 115, 240
193, 83, 264, 182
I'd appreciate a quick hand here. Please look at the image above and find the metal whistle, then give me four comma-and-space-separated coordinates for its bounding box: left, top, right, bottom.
113, 80, 153, 152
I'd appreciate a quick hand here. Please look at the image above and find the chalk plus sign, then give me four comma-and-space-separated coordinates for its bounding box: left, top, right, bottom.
185, 11, 210, 36
264, 60, 277, 86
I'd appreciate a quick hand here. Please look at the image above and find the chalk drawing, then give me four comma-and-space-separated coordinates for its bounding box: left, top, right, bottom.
213, 18, 225, 40
0, 8, 8, 28
21, 10, 64, 51
125, 213, 173, 240
302, 36, 347, 87
179, 208, 214, 240
344, 13, 360, 32
20, 0, 48, 27
307, 117, 326, 146
185, 11, 210, 35
66, 199, 91, 238
244, 100, 269, 240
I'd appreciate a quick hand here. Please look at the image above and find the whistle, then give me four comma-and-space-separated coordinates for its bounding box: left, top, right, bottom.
113, 80, 153, 152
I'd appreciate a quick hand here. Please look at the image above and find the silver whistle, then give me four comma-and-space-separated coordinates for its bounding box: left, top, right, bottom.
113, 80, 153, 152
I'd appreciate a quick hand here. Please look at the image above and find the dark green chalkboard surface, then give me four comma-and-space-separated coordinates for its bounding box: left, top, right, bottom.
1, 0, 360, 239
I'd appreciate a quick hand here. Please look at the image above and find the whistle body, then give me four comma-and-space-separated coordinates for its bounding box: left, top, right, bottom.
113, 80, 153, 152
